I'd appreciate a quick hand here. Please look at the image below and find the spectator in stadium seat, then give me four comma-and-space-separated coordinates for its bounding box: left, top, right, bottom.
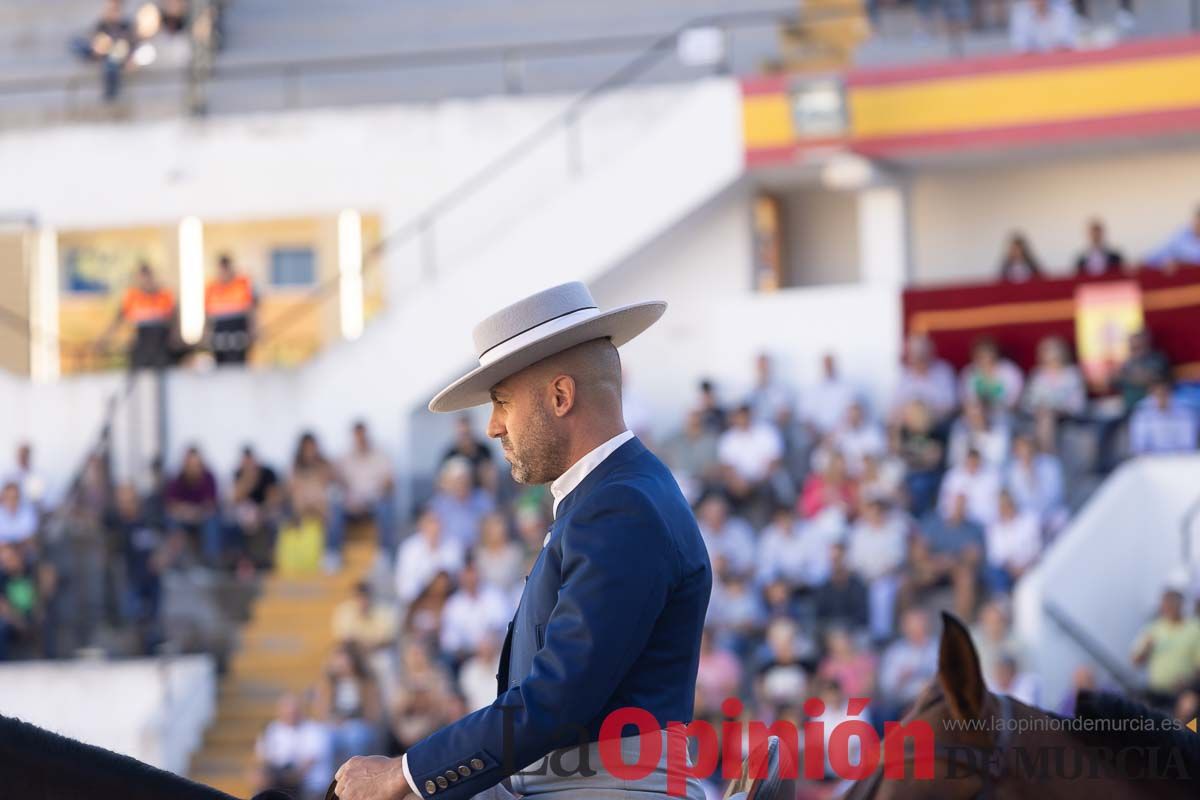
70, 0, 134, 101
803, 353, 858, 434
1130, 379, 1199, 455
404, 571, 454, 650
984, 489, 1042, 594
231, 446, 282, 570
948, 399, 1011, 469
818, 626, 877, 700
1023, 336, 1087, 419
847, 497, 907, 641
706, 570, 766, 659
1146, 206, 1200, 271
1112, 329, 1171, 411
1005, 433, 1066, 530
1009, 0, 1079, 54
959, 337, 1024, 412
338, 421, 397, 556
315, 643, 382, 766
891, 333, 958, 425
1131, 589, 1200, 707
718, 404, 785, 524
0, 542, 55, 660
894, 400, 947, 517
831, 400, 886, 477
439, 559, 511, 667
747, 352, 795, 427
753, 618, 811, 710
659, 409, 721, 504
909, 493, 985, 619
970, 601, 1026, 688
756, 503, 837, 592
799, 449, 858, 525
812, 543, 870, 636
387, 642, 454, 755
7, 443, 52, 516
254, 692, 334, 800
289, 431, 345, 572
1075, 218, 1125, 277
394, 507, 464, 606
459, 631, 502, 712
858, 450, 906, 508
696, 493, 757, 579
471, 512, 523, 593
440, 415, 494, 488
939, 448, 1001, 525
990, 653, 1040, 706
695, 630, 743, 718
427, 457, 494, 550
332, 581, 397, 654
164, 446, 223, 565
877, 609, 939, 722
0, 483, 37, 550
996, 232, 1045, 282
694, 378, 727, 434
106, 483, 164, 654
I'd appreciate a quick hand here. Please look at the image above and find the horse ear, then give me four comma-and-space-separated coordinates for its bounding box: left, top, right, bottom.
937, 611, 987, 721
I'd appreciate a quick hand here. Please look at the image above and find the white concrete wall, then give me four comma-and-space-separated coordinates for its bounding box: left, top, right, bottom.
0, 654, 216, 775
909, 142, 1200, 284
1014, 455, 1200, 707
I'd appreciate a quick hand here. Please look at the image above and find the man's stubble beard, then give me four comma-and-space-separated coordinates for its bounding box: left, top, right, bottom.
504, 400, 570, 485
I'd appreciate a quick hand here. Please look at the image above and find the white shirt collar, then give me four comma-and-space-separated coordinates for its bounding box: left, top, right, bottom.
549, 430, 634, 519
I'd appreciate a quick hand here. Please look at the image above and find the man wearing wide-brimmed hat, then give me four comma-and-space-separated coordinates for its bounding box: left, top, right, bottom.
334, 282, 712, 800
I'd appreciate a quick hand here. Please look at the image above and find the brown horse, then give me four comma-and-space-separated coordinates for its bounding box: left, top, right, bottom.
844, 612, 1200, 799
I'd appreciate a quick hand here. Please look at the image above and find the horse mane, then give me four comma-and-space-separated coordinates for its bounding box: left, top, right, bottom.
0, 714, 237, 800
1073, 690, 1200, 776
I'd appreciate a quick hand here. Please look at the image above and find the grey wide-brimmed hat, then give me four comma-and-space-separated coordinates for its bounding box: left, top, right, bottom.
428, 281, 665, 413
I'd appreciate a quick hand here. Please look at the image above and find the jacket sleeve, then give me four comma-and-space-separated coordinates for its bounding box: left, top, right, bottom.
401, 483, 677, 799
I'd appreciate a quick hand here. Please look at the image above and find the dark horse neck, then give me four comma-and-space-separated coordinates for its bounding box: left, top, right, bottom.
0, 713, 241, 800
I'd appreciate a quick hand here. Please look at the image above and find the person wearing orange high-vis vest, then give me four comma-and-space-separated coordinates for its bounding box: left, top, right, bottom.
204, 254, 258, 365
98, 262, 177, 369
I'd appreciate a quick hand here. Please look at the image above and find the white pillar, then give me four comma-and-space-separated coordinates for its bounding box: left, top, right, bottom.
29, 227, 60, 382
857, 184, 908, 287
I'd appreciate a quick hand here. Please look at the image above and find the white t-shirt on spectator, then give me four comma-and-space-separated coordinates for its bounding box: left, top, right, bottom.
892, 361, 958, 418
803, 378, 857, 433
986, 512, 1043, 572
939, 465, 1002, 525
756, 520, 839, 587
1130, 401, 1199, 455
459, 652, 500, 711
0, 502, 37, 545
256, 719, 333, 790
1010, 0, 1079, 53
847, 515, 908, 582
947, 423, 1011, 469
339, 449, 392, 512
440, 586, 513, 657
717, 424, 783, 482
747, 380, 794, 424
395, 534, 465, 604
832, 421, 887, 476
700, 517, 758, 578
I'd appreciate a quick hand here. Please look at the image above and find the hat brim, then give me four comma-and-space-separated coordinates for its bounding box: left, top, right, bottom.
428, 301, 665, 413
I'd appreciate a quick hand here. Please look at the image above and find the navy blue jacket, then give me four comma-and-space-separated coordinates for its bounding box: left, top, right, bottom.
404, 437, 712, 799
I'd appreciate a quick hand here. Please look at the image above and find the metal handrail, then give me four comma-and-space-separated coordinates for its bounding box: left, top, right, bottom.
252, 6, 802, 348
1043, 600, 1143, 695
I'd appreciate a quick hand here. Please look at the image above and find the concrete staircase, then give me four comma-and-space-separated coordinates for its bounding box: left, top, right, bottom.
189, 532, 379, 799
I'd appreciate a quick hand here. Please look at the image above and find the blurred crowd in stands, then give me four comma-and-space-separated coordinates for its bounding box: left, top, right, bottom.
70, 0, 224, 101
3, 319, 1197, 793
244, 329, 1197, 797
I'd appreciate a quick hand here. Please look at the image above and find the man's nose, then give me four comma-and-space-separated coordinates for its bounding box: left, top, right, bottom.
486, 409, 505, 439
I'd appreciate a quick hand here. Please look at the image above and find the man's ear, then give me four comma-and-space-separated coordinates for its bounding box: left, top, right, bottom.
549, 374, 576, 417
937, 611, 987, 721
